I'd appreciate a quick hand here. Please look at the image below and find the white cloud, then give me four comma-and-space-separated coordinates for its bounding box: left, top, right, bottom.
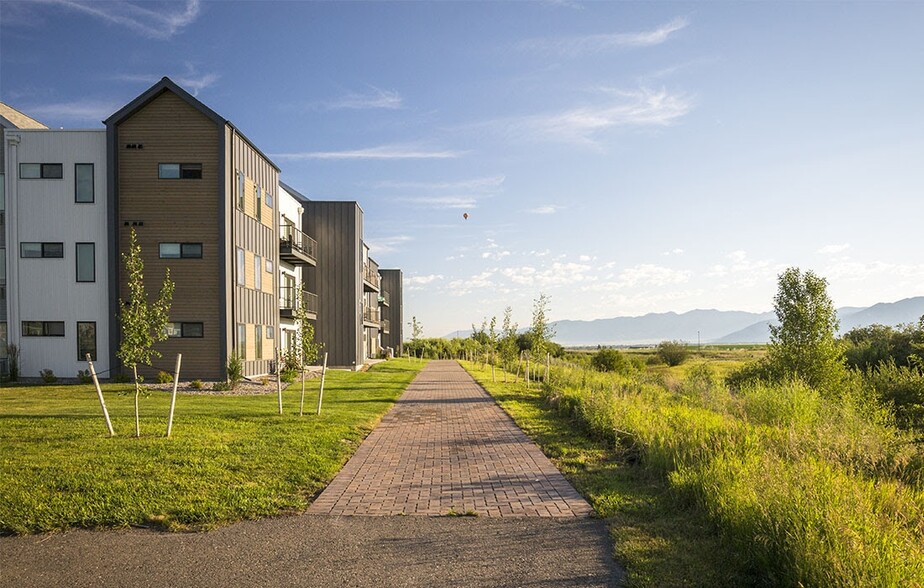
818, 243, 851, 255
398, 196, 477, 209
662, 248, 685, 256
319, 87, 403, 111
528, 205, 560, 214
727, 250, 748, 263
40, 0, 200, 40
514, 88, 693, 145
613, 264, 692, 288
482, 250, 511, 260
407, 274, 444, 285
518, 17, 688, 56
23, 99, 122, 123
364, 235, 412, 255
374, 175, 505, 192
272, 144, 465, 161
579, 255, 593, 262
113, 64, 219, 96
449, 270, 497, 296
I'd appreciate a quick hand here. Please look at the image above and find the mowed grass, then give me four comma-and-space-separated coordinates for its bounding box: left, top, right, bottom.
462, 362, 755, 587
0, 358, 423, 534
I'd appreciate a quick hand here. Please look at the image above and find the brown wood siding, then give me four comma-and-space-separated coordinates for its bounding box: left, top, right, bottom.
230, 129, 278, 376
116, 91, 223, 379
380, 269, 403, 353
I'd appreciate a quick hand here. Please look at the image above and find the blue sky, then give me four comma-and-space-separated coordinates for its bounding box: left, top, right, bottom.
3, 1, 923, 337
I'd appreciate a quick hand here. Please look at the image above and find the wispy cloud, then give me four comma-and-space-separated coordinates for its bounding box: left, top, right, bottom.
408, 274, 444, 286
528, 205, 561, 215
37, 0, 200, 40
662, 248, 685, 256
398, 196, 478, 209
272, 143, 466, 161
364, 235, 413, 255
317, 87, 403, 111
518, 17, 688, 56
818, 243, 850, 255
112, 64, 219, 96
374, 175, 505, 192
503, 87, 693, 145
23, 99, 123, 123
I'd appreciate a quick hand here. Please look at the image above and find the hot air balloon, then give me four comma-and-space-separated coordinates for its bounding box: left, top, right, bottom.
463, 212, 469, 220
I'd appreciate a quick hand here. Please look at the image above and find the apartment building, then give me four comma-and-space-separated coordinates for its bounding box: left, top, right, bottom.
1, 79, 403, 380
379, 268, 403, 355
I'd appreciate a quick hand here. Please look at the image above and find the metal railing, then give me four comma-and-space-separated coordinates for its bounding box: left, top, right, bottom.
363, 306, 380, 324
279, 286, 318, 316
381, 318, 390, 333
279, 224, 318, 263
363, 264, 380, 290
379, 290, 390, 306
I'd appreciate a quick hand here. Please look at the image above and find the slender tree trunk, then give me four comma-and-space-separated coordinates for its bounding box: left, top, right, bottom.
133, 364, 141, 438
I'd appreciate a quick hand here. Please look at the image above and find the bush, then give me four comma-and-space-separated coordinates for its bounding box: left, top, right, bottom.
865, 361, 924, 431
6, 344, 20, 382
590, 348, 631, 374
227, 351, 243, 390
280, 370, 297, 383
211, 381, 232, 392
657, 340, 690, 367
39, 369, 57, 384
77, 370, 93, 384
157, 371, 174, 384
112, 372, 131, 384
190, 379, 204, 390
725, 358, 781, 391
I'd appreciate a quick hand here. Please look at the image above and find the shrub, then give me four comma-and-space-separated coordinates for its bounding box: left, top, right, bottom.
590, 348, 631, 374
865, 361, 924, 431
281, 370, 297, 383
39, 369, 57, 384
6, 344, 20, 382
190, 379, 204, 390
112, 372, 131, 384
157, 371, 174, 384
211, 381, 232, 392
77, 369, 93, 384
227, 351, 243, 390
657, 340, 690, 367
725, 357, 781, 391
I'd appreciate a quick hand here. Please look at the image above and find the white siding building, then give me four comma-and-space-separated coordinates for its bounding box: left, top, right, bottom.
4, 129, 109, 378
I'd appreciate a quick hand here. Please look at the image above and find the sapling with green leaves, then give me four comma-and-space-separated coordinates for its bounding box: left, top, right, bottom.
117, 228, 174, 437
499, 306, 518, 383
530, 293, 555, 381
295, 289, 322, 416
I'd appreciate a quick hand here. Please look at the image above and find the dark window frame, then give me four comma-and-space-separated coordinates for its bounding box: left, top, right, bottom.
21, 242, 64, 258
159, 242, 203, 259
166, 322, 204, 338
75, 242, 95, 282
22, 321, 65, 337
20, 163, 63, 179
77, 321, 97, 361
75, 163, 95, 203
237, 171, 245, 210
158, 163, 202, 180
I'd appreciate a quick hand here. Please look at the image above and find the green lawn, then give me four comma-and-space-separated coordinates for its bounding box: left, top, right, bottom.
463, 361, 755, 588
0, 358, 423, 534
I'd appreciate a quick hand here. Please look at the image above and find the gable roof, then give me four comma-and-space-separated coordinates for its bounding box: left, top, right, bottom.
0, 102, 48, 129
104, 77, 279, 171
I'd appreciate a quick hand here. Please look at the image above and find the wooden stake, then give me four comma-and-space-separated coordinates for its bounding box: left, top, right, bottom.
276, 346, 283, 415
316, 352, 328, 415
166, 354, 182, 438
86, 355, 113, 437
299, 365, 306, 417
526, 358, 530, 390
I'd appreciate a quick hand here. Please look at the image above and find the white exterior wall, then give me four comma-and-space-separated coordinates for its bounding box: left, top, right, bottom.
277, 184, 303, 355
5, 129, 109, 378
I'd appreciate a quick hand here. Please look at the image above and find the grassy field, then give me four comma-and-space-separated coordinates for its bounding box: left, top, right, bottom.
0, 358, 423, 534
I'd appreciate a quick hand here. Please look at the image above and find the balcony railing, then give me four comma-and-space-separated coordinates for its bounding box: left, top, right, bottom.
378, 290, 390, 307
279, 286, 318, 319
362, 263, 380, 291
381, 318, 390, 334
279, 224, 318, 266
363, 306, 380, 325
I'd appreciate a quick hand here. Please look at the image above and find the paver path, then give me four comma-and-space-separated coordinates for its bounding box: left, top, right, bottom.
310, 360, 593, 517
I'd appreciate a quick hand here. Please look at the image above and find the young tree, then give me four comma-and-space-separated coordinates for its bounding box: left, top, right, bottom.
295, 291, 322, 367
499, 307, 518, 382
657, 340, 690, 367
768, 267, 846, 392
529, 293, 555, 362
117, 229, 174, 437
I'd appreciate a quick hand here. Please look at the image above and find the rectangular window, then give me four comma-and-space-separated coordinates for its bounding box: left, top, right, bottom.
159, 243, 202, 259
237, 323, 246, 360
254, 255, 262, 290
266, 326, 275, 340
75, 243, 95, 282
255, 185, 262, 221
20, 163, 63, 179
265, 258, 273, 274
237, 172, 245, 210
21, 242, 64, 258
236, 248, 245, 285
75, 164, 94, 203
77, 322, 97, 361
265, 191, 273, 209
255, 325, 263, 360
159, 163, 202, 179
165, 322, 204, 338
22, 321, 65, 337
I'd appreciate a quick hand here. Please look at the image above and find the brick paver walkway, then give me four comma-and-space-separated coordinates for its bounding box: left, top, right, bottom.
310, 360, 592, 517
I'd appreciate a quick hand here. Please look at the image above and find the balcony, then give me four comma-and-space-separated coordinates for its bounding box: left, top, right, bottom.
279, 224, 317, 266
381, 318, 390, 334
363, 263, 380, 292
378, 290, 390, 307
363, 305, 380, 327
279, 286, 318, 320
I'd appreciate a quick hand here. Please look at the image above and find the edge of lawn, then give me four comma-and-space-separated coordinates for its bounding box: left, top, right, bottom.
460, 360, 756, 588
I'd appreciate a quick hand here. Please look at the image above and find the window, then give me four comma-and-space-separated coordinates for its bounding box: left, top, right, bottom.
20, 163, 63, 179
255, 325, 263, 360
265, 258, 273, 274
159, 163, 202, 179
265, 191, 273, 209
255, 185, 262, 221
75, 164, 94, 203
266, 326, 275, 340
76, 243, 95, 282
254, 255, 262, 290
22, 321, 65, 337
159, 243, 202, 259
237, 324, 246, 360
236, 248, 245, 285
77, 322, 97, 361
237, 172, 245, 210
165, 322, 204, 338
21, 242, 64, 258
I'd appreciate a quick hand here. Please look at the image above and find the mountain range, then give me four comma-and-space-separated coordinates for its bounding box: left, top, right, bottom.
546, 297, 924, 346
